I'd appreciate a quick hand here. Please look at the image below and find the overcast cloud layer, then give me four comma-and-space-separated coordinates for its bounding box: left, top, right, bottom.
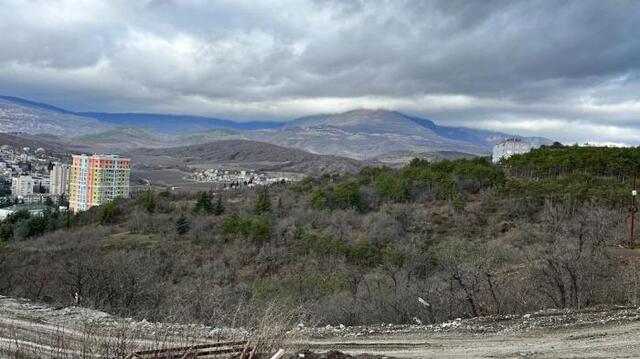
1, 0, 639, 144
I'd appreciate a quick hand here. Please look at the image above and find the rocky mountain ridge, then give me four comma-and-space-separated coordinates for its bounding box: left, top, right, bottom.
0, 96, 551, 162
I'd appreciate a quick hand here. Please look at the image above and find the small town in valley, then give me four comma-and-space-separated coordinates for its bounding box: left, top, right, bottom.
188, 168, 294, 188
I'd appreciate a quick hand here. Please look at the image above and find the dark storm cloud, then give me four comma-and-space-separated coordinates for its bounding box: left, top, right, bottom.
0, 0, 639, 144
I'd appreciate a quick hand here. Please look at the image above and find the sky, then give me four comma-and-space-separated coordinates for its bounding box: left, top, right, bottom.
0, 0, 639, 145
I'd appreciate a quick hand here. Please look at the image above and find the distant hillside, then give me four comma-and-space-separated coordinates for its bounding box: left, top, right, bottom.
73, 127, 165, 149
273, 109, 550, 159
71, 127, 244, 152
0, 96, 283, 135
0, 97, 112, 136
285, 109, 430, 135
172, 128, 243, 145
136, 140, 366, 175
0, 95, 73, 114
79, 112, 284, 134
0, 132, 72, 160
404, 115, 550, 149
373, 149, 478, 166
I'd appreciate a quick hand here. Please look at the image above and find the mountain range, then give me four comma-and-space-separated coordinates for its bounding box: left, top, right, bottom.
0, 95, 551, 162
0, 96, 111, 135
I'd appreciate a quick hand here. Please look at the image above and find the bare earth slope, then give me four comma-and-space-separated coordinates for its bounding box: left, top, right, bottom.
0, 132, 76, 162
2, 295, 640, 358
134, 139, 367, 175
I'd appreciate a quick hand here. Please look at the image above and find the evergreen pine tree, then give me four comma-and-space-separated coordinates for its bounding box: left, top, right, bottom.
194, 191, 213, 214
310, 188, 329, 210
213, 195, 224, 216
176, 214, 190, 235
138, 190, 156, 213
99, 200, 120, 225
255, 187, 271, 214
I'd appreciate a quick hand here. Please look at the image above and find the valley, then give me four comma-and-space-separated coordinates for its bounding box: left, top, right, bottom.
0, 96, 555, 196
1, 2, 637, 358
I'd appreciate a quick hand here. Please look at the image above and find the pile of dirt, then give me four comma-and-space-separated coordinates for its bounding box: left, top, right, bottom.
0, 295, 247, 340
293, 305, 640, 338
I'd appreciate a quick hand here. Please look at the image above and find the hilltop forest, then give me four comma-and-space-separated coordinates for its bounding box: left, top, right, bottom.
0, 144, 637, 328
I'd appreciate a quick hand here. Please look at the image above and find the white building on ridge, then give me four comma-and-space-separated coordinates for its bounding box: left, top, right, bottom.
492, 138, 535, 163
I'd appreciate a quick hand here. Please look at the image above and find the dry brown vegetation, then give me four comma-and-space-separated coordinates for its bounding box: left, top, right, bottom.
0, 154, 635, 331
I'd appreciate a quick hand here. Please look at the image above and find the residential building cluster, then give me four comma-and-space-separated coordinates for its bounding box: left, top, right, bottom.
0, 145, 59, 204
7, 163, 71, 205
0, 144, 131, 218
188, 168, 291, 188
0, 145, 51, 180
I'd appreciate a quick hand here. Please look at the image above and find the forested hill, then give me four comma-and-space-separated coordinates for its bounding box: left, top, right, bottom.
0, 146, 636, 329
502, 144, 640, 178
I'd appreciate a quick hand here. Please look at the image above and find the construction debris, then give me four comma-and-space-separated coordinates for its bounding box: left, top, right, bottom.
126, 341, 249, 358
293, 306, 640, 338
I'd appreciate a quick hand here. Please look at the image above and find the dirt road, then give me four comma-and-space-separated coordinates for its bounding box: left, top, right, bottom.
295, 322, 640, 358
2, 295, 640, 358
292, 307, 640, 358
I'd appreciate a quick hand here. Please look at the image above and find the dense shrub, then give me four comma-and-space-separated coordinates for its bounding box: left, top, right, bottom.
503, 144, 640, 177
223, 214, 271, 243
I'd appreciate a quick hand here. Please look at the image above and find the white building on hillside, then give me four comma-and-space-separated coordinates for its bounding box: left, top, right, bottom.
50, 163, 71, 195
0, 204, 49, 220
492, 138, 535, 163
11, 175, 34, 198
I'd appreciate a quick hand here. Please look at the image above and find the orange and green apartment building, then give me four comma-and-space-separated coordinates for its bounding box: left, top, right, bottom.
69, 154, 130, 212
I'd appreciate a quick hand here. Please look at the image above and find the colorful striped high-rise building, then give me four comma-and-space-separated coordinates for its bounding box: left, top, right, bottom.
69, 154, 130, 212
